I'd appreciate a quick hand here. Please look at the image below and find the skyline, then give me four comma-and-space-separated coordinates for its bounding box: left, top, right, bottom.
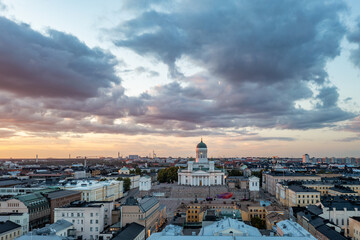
0, 0, 360, 158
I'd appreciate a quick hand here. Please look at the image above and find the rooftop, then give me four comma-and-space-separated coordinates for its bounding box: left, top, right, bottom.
276, 220, 315, 239
112, 222, 145, 240
0, 220, 21, 234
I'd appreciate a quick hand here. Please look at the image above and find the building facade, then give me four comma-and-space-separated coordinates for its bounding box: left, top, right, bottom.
54, 201, 112, 240
139, 176, 151, 191
62, 180, 123, 202
178, 140, 225, 186
0, 220, 22, 240
0, 212, 29, 235
121, 196, 165, 238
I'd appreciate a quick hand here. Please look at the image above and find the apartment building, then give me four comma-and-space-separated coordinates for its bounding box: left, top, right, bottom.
0, 220, 22, 240
328, 186, 358, 197
0, 212, 29, 235
349, 217, 360, 240
303, 181, 334, 195
42, 189, 81, 223
62, 180, 123, 202
263, 172, 321, 195
319, 196, 360, 236
0, 193, 50, 230
121, 196, 165, 238
288, 185, 320, 207
54, 201, 111, 240
186, 204, 204, 223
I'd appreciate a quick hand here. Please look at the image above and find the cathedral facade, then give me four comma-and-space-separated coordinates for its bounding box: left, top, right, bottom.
178, 139, 225, 186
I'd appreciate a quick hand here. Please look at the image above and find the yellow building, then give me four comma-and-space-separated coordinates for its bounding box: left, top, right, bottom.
263, 172, 321, 195
344, 183, 360, 195
288, 185, 320, 207
240, 202, 267, 221
186, 205, 204, 223
328, 186, 358, 196
349, 216, 360, 239
186, 202, 237, 223
303, 182, 334, 195
0, 221, 22, 240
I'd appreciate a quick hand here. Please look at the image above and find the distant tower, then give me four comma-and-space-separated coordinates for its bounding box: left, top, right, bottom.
303, 154, 310, 163
36, 154, 38, 163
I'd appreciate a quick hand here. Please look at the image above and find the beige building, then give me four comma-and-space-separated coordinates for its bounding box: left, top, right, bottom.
0, 220, 22, 240
0, 193, 50, 230
121, 196, 165, 238
62, 180, 123, 202
349, 217, 360, 240
276, 183, 320, 207
303, 182, 334, 195
263, 172, 321, 195
288, 185, 320, 207
328, 186, 358, 197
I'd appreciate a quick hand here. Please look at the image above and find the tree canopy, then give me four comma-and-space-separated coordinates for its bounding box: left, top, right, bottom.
157, 167, 179, 183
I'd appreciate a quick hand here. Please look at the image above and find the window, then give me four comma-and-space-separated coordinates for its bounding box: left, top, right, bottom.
90, 227, 93, 231
90, 220, 93, 224
91, 213, 94, 217
96, 220, 98, 224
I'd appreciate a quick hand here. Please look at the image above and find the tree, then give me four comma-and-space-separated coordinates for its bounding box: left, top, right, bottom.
135, 168, 142, 175
117, 177, 131, 192
228, 169, 243, 176
123, 178, 131, 192
157, 167, 179, 183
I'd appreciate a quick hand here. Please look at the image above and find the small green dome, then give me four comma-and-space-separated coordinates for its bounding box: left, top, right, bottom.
196, 139, 207, 148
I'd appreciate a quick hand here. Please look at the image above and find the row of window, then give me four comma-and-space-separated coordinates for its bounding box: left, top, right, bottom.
0, 230, 21, 240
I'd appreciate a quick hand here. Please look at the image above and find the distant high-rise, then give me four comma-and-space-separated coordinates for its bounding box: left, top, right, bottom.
302, 154, 310, 163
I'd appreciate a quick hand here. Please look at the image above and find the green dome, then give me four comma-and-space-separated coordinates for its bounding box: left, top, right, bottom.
196, 139, 207, 148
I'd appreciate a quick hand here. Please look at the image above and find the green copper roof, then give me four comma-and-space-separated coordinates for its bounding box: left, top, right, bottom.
196, 139, 207, 148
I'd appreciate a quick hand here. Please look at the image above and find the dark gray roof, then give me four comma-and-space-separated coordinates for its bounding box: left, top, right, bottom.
124, 196, 159, 213
289, 185, 319, 193
45, 190, 80, 200
306, 205, 323, 215
138, 197, 158, 213
112, 222, 144, 240
0, 220, 21, 234
329, 186, 356, 193
0, 179, 22, 187
316, 225, 347, 240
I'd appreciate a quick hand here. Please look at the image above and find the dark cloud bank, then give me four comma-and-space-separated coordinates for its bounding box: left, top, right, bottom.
0, 0, 359, 140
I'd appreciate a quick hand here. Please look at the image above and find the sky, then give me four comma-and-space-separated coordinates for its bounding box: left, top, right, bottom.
0, 0, 360, 158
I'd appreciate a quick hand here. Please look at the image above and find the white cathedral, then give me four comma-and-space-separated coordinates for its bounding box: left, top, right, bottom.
178, 139, 225, 186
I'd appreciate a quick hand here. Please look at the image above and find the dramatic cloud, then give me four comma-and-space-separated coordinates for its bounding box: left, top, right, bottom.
0, 17, 119, 99
111, 0, 354, 132
0, 0, 356, 139
0, 129, 17, 138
